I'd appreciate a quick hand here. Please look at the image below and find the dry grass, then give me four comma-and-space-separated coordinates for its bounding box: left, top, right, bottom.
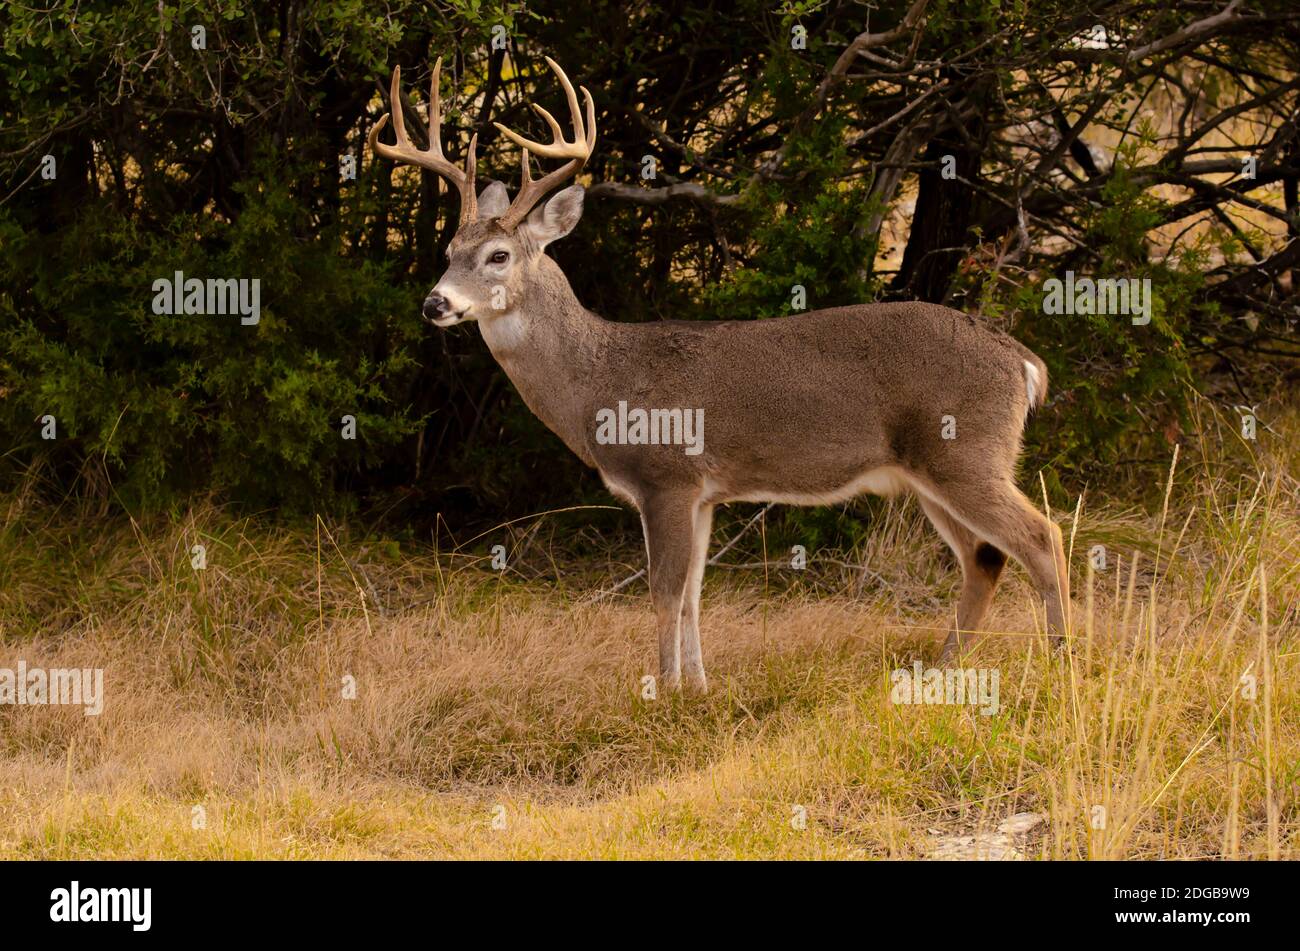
0, 404, 1296, 859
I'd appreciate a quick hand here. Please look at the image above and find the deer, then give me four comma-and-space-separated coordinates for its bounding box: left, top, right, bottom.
370, 57, 1069, 695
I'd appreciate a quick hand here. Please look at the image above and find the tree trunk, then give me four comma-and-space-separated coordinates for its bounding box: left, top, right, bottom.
891, 133, 981, 304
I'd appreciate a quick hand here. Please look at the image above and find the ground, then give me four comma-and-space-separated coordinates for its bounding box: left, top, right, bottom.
1, 416, 1296, 860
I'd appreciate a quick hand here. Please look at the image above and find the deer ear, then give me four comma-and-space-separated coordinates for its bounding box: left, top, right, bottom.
521, 185, 584, 250
478, 181, 510, 220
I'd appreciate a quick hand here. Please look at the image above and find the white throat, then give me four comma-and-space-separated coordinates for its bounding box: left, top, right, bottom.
479, 309, 528, 356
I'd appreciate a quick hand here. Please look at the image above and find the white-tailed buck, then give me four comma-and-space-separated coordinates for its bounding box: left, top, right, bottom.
371, 57, 1069, 694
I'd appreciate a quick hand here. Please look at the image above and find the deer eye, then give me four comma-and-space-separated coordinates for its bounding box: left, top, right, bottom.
488, 250, 509, 265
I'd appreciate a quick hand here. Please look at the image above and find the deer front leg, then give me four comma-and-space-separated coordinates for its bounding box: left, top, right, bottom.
639, 491, 699, 693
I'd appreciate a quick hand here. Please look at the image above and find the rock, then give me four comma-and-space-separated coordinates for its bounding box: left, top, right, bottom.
998, 812, 1046, 836
930, 833, 1024, 861
928, 812, 1047, 860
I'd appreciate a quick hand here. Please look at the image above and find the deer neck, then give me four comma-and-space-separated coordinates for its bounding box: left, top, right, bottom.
477, 257, 608, 458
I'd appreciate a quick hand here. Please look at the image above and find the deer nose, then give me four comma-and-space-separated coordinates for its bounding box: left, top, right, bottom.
423, 293, 451, 322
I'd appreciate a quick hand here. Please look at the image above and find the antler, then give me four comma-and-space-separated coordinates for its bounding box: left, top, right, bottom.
368, 58, 479, 225
492, 57, 596, 231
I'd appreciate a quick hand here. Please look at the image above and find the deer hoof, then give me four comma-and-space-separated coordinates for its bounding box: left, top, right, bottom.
682, 674, 709, 696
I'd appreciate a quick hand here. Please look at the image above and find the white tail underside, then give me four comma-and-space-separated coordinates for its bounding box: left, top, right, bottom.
1023, 360, 1040, 411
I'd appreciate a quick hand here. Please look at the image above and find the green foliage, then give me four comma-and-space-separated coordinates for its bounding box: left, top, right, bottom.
1008, 138, 1200, 490
1, 160, 423, 508
701, 116, 882, 320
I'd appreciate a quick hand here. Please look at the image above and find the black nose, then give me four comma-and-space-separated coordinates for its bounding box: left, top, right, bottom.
423, 293, 450, 321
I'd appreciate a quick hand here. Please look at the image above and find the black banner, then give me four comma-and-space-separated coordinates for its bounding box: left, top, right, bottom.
0, 860, 1279, 938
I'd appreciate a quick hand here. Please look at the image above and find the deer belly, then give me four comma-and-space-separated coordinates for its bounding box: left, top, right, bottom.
704, 466, 910, 505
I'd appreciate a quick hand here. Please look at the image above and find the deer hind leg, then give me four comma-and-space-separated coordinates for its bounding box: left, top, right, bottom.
680, 501, 714, 695
924, 478, 1069, 652
919, 497, 1007, 663
639, 490, 700, 693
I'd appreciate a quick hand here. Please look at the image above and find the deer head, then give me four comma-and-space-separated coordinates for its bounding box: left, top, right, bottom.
369, 56, 596, 328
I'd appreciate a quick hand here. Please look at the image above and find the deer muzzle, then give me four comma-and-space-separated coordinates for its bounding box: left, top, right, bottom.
423, 292, 461, 327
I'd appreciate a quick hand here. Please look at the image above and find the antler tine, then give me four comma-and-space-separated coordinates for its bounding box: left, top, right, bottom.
389, 64, 411, 151
495, 57, 591, 159
369, 58, 479, 225
462, 132, 478, 222
492, 57, 597, 231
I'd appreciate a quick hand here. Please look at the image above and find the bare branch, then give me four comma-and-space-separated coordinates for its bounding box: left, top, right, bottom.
587, 181, 740, 207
